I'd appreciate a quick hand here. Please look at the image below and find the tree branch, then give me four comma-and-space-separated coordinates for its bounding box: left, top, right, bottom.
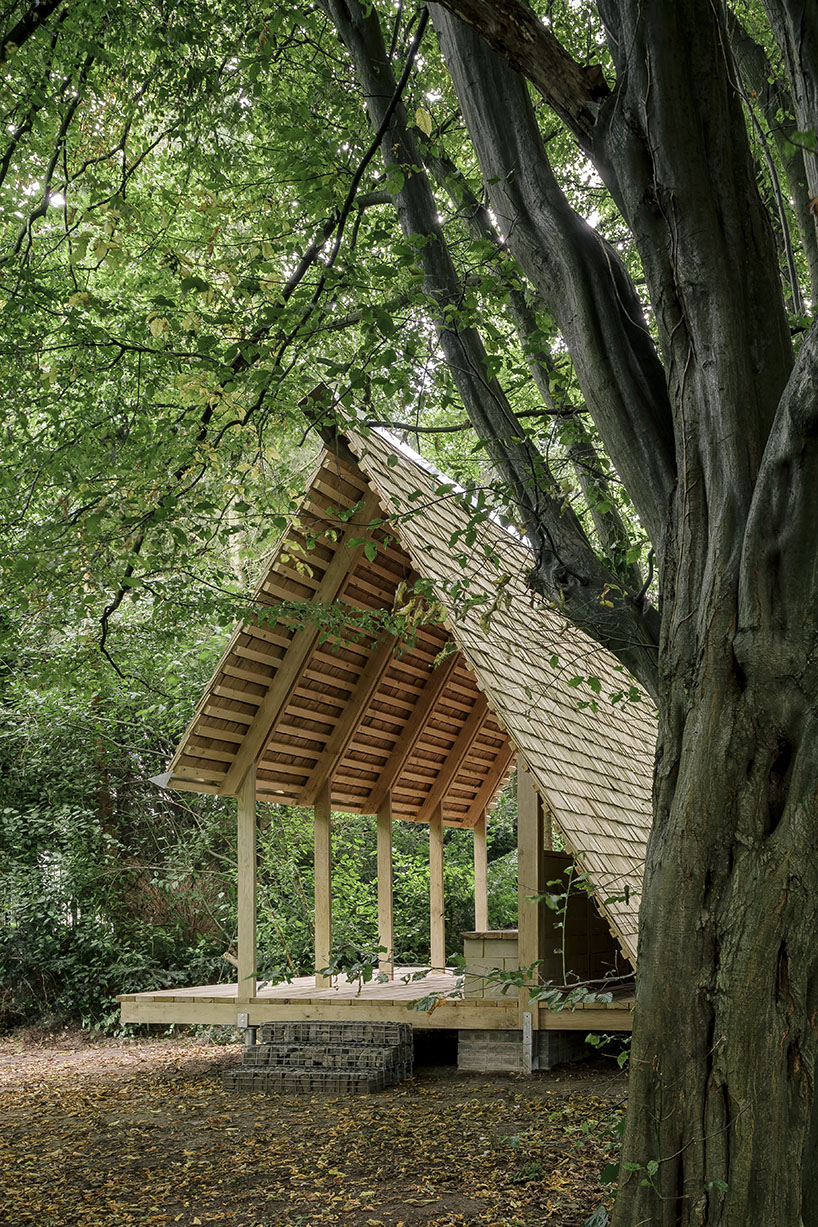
760, 0, 818, 216
428, 0, 606, 150
95, 13, 432, 668
727, 8, 818, 301
421, 137, 647, 595
431, 7, 675, 550
325, 0, 660, 697
592, 0, 793, 631
1, 0, 64, 62
738, 321, 818, 683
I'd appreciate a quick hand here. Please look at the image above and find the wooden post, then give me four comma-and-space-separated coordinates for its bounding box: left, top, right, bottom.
517, 764, 545, 1052
543, 797, 554, 851
473, 809, 488, 932
236, 764, 257, 1002
377, 795, 394, 979
314, 778, 332, 988
429, 802, 445, 970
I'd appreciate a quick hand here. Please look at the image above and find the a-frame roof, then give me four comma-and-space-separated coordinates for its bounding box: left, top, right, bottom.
162, 429, 656, 965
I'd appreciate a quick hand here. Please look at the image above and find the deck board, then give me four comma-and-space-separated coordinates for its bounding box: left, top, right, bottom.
118, 967, 634, 1031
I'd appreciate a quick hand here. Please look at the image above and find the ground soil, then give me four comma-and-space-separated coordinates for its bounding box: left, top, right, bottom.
0, 1029, 625, 1227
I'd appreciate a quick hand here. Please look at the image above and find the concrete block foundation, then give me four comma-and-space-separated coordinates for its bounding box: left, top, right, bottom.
457, 1027, 590, 1073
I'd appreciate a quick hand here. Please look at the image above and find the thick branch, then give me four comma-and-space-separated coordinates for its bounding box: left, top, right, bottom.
761, 0, 818, 210
727, 8, 818, 300
1, 0, 64, 62
326, 0, 660, 696
738, 321, 818, 683
428, 0, 605, 149
593, 0, 793, 640
423, 140, 646, 595
431, 7, 676, 550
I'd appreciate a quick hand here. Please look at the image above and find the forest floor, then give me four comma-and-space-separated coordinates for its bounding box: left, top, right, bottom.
0, 1028, 625, 1227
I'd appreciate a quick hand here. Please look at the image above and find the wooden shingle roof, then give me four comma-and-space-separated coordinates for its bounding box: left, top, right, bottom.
163, 429, 656, 965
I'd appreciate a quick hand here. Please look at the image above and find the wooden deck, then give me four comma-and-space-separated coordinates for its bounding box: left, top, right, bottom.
118, 967, 634, 1032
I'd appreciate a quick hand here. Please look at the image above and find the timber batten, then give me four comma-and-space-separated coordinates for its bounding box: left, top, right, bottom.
163, 443, 516, 828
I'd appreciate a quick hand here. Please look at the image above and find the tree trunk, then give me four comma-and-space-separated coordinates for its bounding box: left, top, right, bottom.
614, 327, 818, 1223
614, 656, 818, 1224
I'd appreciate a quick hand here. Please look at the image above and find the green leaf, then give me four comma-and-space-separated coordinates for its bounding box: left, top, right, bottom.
415, 107, 433, 137
373, 307, 395, 336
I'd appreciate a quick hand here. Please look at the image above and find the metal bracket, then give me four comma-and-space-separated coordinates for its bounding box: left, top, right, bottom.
522, 1011, 533, 1074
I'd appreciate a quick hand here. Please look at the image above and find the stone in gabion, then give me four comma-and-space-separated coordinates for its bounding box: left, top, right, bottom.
222, 1019, 413, 1096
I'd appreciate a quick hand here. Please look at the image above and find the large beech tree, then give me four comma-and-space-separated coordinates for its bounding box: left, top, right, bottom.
319, 3, 818, 1224
2, 0, 817, 1223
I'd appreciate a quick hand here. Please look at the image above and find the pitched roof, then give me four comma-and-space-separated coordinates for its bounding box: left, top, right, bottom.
162, 428, 656, 964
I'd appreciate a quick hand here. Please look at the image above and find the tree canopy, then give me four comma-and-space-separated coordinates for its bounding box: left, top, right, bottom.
2, 1, 818, 1224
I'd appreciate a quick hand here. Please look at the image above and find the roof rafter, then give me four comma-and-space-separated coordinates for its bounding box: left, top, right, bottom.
300, 632, 399, 805
365, 650, 461, 814
415, 690, 490, 824
220, 488, 383, 795
461, 741, 516, 829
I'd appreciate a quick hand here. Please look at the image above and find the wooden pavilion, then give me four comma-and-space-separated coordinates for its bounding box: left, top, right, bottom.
119, 428, 656, 1065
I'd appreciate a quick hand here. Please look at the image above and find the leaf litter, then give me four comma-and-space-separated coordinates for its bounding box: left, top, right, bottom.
0, 1031, 624, 1226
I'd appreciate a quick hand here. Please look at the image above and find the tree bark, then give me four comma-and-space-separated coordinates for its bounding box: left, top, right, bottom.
615, 656, 818, 1225
430, 6, 676, 552
421, 138, 646, 593
727, 9, 818, 303
761, 0, 818, 215
1, 0, 65, 63
617, 329, 818, 1221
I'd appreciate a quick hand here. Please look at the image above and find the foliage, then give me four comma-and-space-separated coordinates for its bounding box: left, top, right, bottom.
256, 800, 516, 986
0, 627, 234, 1028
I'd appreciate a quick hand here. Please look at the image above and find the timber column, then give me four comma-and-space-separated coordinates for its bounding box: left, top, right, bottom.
429, 801, 445, 970
314, 778, 332, 987
377, 794, 394, 978
473, 809, 488, 931
236, 764, 257, 1002
517, 765, 546, 1067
